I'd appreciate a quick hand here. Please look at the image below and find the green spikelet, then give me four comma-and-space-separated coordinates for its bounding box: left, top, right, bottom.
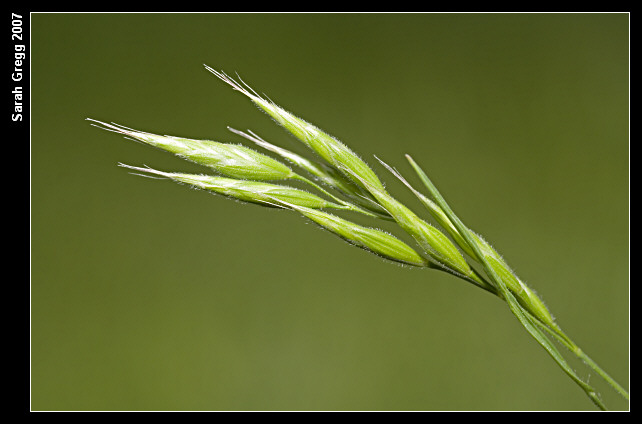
88, 119, 296, 181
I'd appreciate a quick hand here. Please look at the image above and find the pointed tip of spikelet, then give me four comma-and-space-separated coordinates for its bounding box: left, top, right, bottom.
87, 118, 160, 145
204, 65, 265, 102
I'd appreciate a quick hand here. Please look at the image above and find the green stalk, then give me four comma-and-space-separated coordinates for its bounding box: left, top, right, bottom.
405, 154, 610, 410
534, 319, 629, 401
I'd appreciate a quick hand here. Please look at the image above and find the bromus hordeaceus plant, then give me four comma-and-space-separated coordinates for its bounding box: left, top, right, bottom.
89, 66, 628, 410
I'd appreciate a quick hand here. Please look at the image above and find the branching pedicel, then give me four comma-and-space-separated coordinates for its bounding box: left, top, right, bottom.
89, 66, 628, 410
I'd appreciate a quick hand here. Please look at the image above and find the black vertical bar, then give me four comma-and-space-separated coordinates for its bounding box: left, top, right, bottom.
10, 9, 31, 413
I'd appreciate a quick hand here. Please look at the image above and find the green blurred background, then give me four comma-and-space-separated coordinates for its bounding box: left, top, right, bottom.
30, 13, 629, 411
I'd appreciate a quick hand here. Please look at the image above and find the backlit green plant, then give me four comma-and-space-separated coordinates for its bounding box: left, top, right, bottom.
88, 66, 628, 410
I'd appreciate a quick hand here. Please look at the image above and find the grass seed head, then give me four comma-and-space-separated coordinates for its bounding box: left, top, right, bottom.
92, 67, 628, 409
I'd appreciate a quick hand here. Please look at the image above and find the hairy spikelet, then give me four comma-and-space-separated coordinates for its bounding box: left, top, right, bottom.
119, 164, 350, 210
204, 67, 385, 193
88, 119, 296, 181
282, 203, 428, 267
